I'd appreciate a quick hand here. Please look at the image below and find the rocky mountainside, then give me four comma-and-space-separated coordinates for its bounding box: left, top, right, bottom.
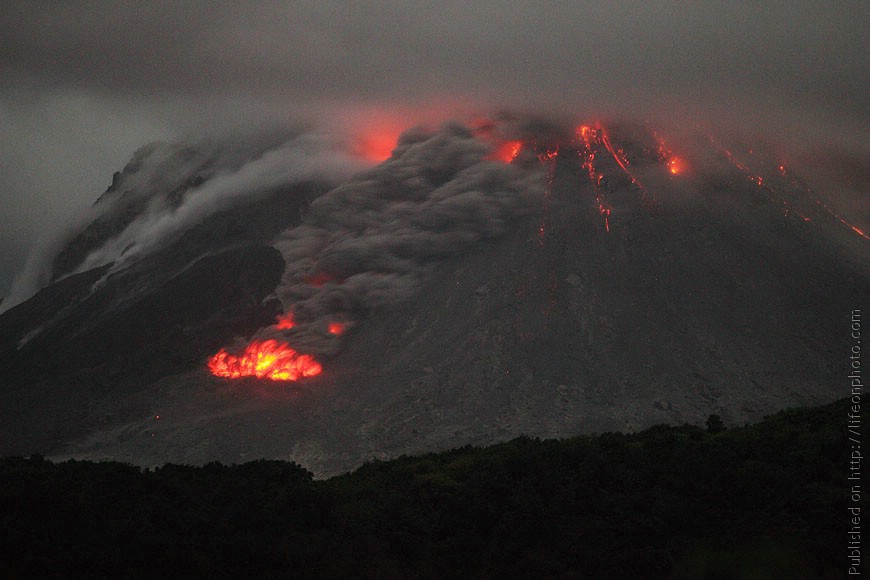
0, 119, 866, 476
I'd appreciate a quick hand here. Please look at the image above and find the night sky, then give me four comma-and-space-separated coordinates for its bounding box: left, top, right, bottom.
1, 2, 867, 295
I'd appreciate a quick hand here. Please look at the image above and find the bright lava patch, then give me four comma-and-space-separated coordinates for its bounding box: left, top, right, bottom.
488, 140, 522, 163
667, 157, 685, 175
274, 313, 295, 330
208, 340, 322, 381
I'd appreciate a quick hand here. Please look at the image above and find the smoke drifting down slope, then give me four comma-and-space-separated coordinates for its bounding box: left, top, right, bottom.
1, 129, 368, 314
265, 124, 543, 357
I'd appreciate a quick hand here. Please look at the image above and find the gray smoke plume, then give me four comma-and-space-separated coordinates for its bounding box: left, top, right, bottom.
266, 123, 544, 354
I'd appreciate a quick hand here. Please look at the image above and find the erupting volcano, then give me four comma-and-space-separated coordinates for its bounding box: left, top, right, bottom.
203, 117, 866, 389
0, 112, 865, 478
208, 340, 322, 381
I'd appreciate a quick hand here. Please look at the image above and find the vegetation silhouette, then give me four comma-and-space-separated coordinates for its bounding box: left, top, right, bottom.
1, 399, 851, 578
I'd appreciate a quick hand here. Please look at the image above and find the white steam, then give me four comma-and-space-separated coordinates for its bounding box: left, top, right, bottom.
1, 130, 368, 313
74, 133, 366, 275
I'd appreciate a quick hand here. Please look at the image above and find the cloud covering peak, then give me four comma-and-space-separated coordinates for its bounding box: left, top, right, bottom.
1, 2, 867, 293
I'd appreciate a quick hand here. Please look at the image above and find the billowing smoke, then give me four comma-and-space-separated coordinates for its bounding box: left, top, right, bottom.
261, 123, 544, 354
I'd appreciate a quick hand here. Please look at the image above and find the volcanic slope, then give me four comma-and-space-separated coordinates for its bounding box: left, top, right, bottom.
1, 121, 866, 476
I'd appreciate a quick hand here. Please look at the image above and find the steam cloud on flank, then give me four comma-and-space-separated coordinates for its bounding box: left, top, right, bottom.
71, 132, 366, 274
0, 129, 367, 312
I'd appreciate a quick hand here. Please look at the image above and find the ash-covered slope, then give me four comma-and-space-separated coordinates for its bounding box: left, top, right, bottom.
0, 119, 866, 476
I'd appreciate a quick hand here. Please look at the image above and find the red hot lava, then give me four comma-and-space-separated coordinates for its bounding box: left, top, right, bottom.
274, 312, 295, 330
208, 340, 322, 381
652, 130, 687, 176
488, 140, 523, 163
666, 157, 685, 175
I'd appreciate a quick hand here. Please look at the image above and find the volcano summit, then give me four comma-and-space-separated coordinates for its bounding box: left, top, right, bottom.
0, 118, 866, 476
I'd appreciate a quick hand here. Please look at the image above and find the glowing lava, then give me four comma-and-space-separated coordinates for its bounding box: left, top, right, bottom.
536, 146, 558, 246
489, 140, 523, 163
666, 157, 685, 175
599, 125, 639, 182
356, 130, 400, 163
652, 129, 687, 177
328, 322, 345, 335
599, 202, 612, 233
711, 135, 870, 241
208, 340, 322, 381
274, 313, 295, 330
575, 123, 616, 233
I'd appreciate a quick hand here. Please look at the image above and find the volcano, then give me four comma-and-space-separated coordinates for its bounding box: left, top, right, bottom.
0, 118, 866, 476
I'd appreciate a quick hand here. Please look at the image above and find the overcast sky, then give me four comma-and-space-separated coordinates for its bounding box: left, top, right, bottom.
1, 1, 867, 295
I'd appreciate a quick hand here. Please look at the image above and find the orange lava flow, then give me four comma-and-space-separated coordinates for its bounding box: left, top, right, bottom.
832, 215, 870, 241
599, 127, 637, 181
488, 140, 523, 163
328, 322, 345, 335
274, 313, 295, 330
536, 147, 558, 247
595, 123, 651, 200
208, 340, 322, 381
599, 201, 612, 233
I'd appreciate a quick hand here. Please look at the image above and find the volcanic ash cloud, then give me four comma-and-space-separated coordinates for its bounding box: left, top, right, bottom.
269, 123, 545, 354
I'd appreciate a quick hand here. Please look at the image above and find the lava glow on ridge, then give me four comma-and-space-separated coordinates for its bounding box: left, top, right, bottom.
208, 340, 322, 381
274, 312, 295, 330
488, 140, 523, 163
354, 128, 400, 162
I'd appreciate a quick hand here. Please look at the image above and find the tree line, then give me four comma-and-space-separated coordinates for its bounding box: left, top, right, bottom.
1, 399, 852, 578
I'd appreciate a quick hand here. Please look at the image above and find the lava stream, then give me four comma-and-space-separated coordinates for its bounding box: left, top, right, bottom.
650, 128, 687, 177
536, 146, 558, 246
208, 340, 322, 381
575, 125, 613, 233
597, 124, 649, 197
274, 312, 295, 329
712, 137, 867, 239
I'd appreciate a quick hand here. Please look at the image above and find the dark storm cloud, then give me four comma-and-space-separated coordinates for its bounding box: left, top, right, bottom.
1, 1, 867, 294
2, 2, 866, 119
